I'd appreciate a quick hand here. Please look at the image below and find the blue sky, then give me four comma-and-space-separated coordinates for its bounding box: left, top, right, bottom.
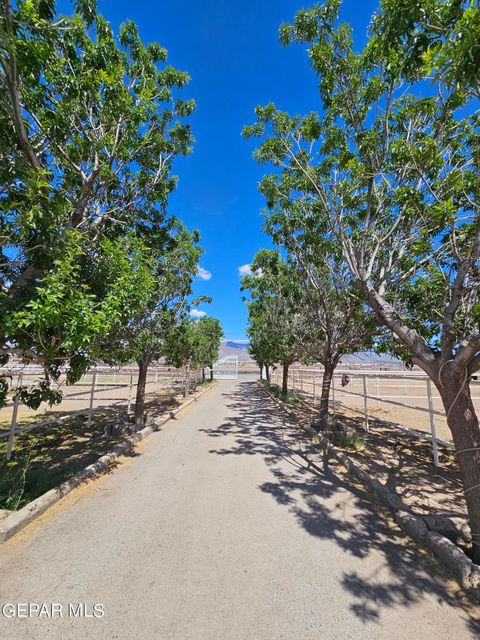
93, 0, 378, 339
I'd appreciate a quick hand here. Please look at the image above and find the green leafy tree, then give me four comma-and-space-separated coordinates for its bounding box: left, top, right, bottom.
194, 316, 223, 381
1, 0, 194, 405
247, 317, 278, 382
371, 0, 480, 91
246, 0, 480, 558
242, 250, 308, 398
163, 317, 207, 398
100, 224, 202, 426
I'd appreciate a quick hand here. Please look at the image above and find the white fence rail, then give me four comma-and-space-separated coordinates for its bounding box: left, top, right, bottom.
0, 365, 200, 460
272, 367, 480, 467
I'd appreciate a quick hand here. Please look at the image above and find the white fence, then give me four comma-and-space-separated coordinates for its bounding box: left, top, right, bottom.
272, 367, 480, 467
0, 365, 200, 460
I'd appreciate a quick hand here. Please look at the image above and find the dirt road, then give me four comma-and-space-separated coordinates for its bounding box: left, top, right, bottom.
0, 380, 478, 639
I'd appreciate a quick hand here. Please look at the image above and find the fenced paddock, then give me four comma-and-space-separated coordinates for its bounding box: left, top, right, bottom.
272, 367, 480, 466
0, 365, 200, 460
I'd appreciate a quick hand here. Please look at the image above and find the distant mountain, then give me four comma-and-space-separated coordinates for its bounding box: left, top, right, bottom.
215, 342, 402, 368
218, 340, 251, 361
225, 341, 249, 350
340, 351, 403, 367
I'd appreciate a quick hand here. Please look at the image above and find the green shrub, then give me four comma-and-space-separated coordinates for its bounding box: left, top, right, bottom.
334, 430, 366, 451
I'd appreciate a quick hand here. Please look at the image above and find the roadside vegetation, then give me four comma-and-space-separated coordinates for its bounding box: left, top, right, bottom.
0, 0, 222, 418
243, 0, 480, 562
0, 1, 223, 507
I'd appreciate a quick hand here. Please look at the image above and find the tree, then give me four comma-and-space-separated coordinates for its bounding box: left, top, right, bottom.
1, 230, 159, 408
247, 317, 277, 382
371, 0, 480, 92
247, 0, 480, 559
99, 224, 202, 427
289, 252, 375, 424
242, 250, 308, 398
164, 314, 222, 398
1, 0, 194, 406
194, 316, 223, 381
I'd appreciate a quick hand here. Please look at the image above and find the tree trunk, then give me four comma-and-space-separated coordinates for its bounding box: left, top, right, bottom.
202, 367, 205, 383
259, 364, 264, 380
282, 362, 290, 400
319, 362, 335, 426
359, 276, 480, 561
209, 363, 214, 381
265, 364, 271, 384
134, 358, 150, 428
184, 363, 191, 398
438, 373, 480, 564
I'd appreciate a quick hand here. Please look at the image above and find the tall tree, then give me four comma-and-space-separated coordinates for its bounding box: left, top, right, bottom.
163, 316, 218, 398
100, 224, 202, 427
242, 250, 308, 398
0, 0, 194, 405
194, 316, 223, 381
247, 0, 480, 559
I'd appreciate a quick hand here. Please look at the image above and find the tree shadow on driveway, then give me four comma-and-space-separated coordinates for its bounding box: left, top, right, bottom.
199, 381, 480, 634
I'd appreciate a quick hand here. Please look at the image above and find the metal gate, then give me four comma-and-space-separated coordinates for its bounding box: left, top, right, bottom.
209, 355, 238, 380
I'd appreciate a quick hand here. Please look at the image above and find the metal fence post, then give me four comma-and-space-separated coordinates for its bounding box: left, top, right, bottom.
363, 374, 369, 432
313, 372, 316, 404
426, 378, 440, 467
127, 371, 134, 413
375, 374, 380, 406
6, 373, 23, 461
87, 371, 98, 428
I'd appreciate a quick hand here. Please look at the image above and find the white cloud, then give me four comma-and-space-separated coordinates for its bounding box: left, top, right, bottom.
190, 309, 206, 319
238, 264, 252, 276
197, 266, 212, 281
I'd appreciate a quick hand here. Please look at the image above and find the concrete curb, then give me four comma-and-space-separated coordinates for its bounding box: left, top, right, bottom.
0, 382, 217, 544
258, 382, 480, 600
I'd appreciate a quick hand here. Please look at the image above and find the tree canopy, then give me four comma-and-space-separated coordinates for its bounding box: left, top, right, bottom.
1, 0, 195, 406
245, 0, 480, 560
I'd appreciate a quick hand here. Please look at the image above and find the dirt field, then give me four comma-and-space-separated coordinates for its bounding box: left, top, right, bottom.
274, 369, 480, 445
0, 368, 187, 435
266, 385, 468, 530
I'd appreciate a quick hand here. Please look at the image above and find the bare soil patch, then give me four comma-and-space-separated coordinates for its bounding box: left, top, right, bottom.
270, 383, 466, 524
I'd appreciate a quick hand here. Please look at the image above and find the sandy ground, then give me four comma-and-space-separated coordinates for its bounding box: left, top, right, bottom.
274, 371, 480, 443
275, 387, 467, 524
0, 380, 478, 640
0, 370, 186, 434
